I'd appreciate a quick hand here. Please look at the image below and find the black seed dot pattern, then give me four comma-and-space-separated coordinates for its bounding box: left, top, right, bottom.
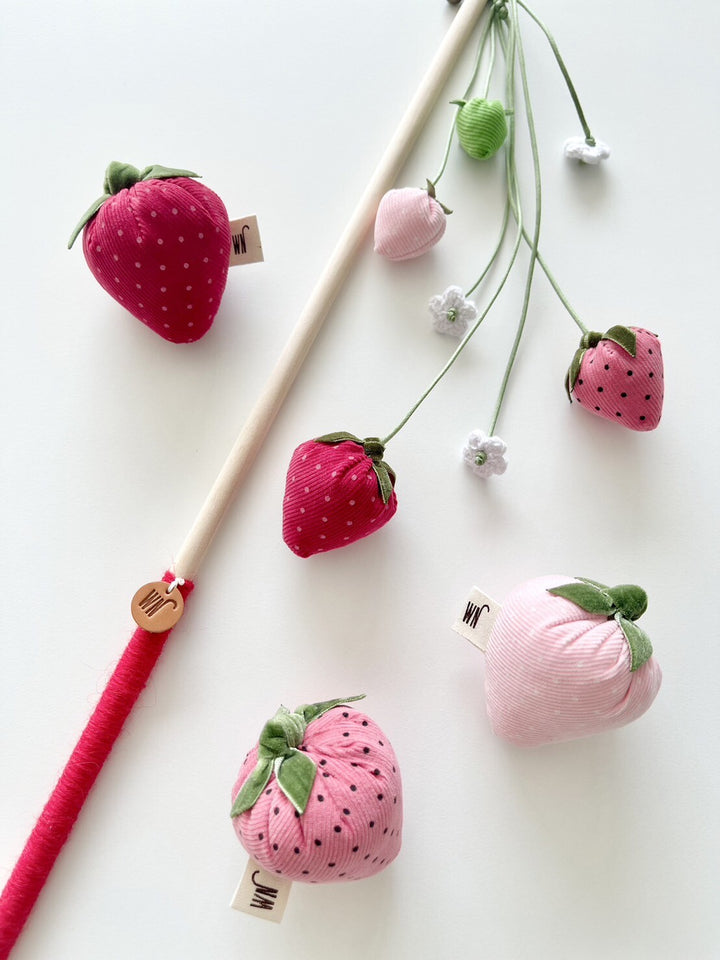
231, 705, 403, 885
571, 327, 664, 431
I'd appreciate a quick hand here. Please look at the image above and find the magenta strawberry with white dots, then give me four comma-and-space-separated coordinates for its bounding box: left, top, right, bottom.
282, 432, 397, 558
231, 696, 403, 884
69, 161, 231, 343
565, 325, 664, 430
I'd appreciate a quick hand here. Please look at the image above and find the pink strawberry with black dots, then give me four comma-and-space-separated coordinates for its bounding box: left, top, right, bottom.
565, 325, 664, 430
231, 696, 403, 884
282, 432, 397, 557
69, 162, 231, 343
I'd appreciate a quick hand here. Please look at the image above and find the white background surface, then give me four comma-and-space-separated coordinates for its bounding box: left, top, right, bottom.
1, 1, 719, 958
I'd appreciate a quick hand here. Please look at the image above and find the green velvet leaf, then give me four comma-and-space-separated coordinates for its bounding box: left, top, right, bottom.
607, 584, 648, 621
617, 616, 653, 671
230, 757, 274, 818
565, 346, 586, 399
547, 581, 616, 616
371, 460, 396, 504
139, 164, 200, 183
315, 431, 363, 446
575, 576, 610, 590
603, 325, 637, 358
67, 194, 111, 249
296, 695, 366, 726
275, 750, 317, 814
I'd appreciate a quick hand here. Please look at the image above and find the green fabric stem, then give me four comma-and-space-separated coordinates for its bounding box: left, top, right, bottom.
68, 161, 200, 249
564, 325, 637, 399
315, 432, 396, 504
547, 578, 653, 671
230, 696, 365, 818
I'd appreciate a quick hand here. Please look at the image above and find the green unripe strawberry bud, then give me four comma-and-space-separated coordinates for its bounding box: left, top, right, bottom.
454, 98, 508, 160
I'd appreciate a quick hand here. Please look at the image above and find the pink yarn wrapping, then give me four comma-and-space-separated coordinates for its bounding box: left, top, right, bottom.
0, 573, 194, 959
572, 327, 664, 430
83, 178, 230, 343
282, 439, 397, 557
232, 706, 403, 883
484, 575, 662, 747
373, 187, 446, 261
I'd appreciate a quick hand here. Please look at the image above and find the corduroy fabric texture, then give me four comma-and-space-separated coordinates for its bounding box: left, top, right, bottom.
232, 706, 403, 883
455, 98, 507, 160
374, 187, 446, 261
572, 327, 664, 430
484, 575, 662, 746
282, 439, 397, 557
82, 178, 231, 343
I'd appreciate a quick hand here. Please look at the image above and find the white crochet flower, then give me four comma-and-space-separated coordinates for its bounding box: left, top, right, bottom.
428, 285, 478, 338
563, 136, 611, 165
462, 430, 508, 478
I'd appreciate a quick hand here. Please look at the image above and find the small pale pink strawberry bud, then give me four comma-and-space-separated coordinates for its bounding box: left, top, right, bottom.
374, 183, 448, 261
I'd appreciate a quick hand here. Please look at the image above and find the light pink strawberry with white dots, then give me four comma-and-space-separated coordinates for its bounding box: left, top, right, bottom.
79, 170, 230, 343
282, 436, 398, 558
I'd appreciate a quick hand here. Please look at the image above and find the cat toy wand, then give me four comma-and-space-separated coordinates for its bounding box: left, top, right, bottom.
0, 1, 487, 955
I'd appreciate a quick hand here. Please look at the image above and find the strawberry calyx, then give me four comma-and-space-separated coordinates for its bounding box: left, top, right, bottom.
315, 432, 397, 505
424, 179, 452, 215
565, 325, 637, 400
230, 696, 365, 818
547, 577, 653, 671
68, 161, 201, 249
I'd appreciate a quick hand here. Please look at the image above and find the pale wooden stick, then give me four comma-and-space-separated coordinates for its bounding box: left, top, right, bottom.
174, 0, 488, 580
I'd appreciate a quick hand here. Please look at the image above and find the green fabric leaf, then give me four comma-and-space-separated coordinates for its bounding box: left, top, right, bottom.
230, 757, 273, 818
603, 325, 637, 358
565, 346, 586, 399
297, 695, 366, 725
607, 584, 648, 621
140, 164, 200, 183
547, 581, 616, 616
575, 576, 610, 590
67, 194, 111, 249
275, 750, 317, 814
315, 431, 363, 446
617, 616, 653, 671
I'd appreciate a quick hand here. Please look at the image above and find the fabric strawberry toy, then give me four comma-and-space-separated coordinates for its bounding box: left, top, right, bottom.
374, 181, 450, 261
282, 432, 397, 557
453, 97, 508, 160
484, 575, 662, 746
69, 161, 231, 343
231, 696, 403, 883
565, 325, 664, 430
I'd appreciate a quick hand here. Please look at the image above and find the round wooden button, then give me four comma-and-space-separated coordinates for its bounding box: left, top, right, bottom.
131, 581, 185, 633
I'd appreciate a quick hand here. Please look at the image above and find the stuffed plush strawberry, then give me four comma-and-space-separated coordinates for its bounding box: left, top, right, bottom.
374, 181, 450, 261
69, 161, 231, 343
484, 575, 662, 746
282, 433, 397, 557
453, 98, 508, 160
565, 325, 664, 430
231, 696, 403, 883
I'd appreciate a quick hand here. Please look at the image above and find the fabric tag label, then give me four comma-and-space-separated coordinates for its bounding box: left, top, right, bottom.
452, 586, 502, 653
230, 859, 291, 923
228, 216, 264, 266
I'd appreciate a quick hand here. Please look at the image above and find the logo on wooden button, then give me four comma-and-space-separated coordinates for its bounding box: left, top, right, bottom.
131, 581, 184, 633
